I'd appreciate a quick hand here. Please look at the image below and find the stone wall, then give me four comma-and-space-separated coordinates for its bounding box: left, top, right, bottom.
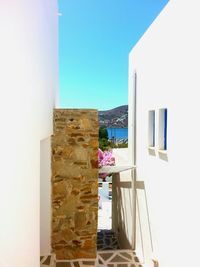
51, 109, 99, 260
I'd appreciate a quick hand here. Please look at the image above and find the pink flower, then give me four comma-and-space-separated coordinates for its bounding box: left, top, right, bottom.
98, 148, 104, 163
98, 148, 115, 180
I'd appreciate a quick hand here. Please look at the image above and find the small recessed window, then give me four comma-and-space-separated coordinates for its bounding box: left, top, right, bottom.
148, 110, 155, 147
158, 108, 168, 150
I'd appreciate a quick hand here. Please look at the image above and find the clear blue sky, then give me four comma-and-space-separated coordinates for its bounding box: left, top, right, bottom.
59, 0, 168, 110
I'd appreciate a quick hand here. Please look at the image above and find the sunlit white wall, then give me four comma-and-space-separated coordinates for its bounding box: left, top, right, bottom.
129, 1, 200, 266
0, 0, 58, 266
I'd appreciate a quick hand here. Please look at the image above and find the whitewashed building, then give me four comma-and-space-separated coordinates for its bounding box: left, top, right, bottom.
0, 1, 58, 266
128, 0, 200, 266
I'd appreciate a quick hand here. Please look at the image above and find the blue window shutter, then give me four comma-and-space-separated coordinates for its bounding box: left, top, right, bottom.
164, 109, 167, 150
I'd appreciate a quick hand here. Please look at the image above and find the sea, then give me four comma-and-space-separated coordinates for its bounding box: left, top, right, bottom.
107, 128, 128, 140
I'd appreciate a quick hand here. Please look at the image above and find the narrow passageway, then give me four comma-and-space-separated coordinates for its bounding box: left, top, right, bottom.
95, 176, 143, 267
97, 178, 120, 250
97, 230, 120, 250
98, 181, 112, 230
40, 176, 143, 267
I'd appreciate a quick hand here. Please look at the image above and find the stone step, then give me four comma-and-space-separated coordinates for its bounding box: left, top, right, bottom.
51, 250, 143, 267
40, 254, 56, 267
97, 249, 143, 267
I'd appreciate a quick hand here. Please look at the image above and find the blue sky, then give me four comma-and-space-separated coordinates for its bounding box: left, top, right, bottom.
59, 0, 168, 110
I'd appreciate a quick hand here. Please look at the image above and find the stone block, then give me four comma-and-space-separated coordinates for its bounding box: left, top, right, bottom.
52, 109, 98, 260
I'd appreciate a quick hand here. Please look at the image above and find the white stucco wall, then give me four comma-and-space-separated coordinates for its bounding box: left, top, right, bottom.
0, 1, 58, 266
129, 1, 200, 267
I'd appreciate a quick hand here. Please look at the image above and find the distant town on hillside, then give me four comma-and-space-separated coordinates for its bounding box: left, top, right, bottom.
99, 105, 128, 128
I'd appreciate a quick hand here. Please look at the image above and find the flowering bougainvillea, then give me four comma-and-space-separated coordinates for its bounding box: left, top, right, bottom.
98, 148, 115, 180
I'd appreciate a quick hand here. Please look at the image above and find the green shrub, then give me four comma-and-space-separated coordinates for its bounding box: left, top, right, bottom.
99, 126, 128, 150
99, 127, 108, 140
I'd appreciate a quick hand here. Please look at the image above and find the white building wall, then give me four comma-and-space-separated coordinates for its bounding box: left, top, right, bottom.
129, 1, 200, 267
0, 1, 58, 266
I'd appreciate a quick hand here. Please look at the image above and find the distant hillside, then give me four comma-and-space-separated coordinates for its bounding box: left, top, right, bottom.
99, 105, 128, 128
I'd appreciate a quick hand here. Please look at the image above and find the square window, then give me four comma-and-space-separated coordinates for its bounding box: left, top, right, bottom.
148, 110, 155, 147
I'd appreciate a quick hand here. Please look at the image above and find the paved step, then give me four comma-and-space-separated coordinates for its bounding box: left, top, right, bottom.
40, 254, 56, 267
49, 250, 143, 267
97, 249, 143, 267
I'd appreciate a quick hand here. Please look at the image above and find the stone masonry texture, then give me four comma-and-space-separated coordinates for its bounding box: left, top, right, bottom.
52, 109, 99, 260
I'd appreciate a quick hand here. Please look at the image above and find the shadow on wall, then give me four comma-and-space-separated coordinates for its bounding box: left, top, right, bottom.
112, 173, 133, 249
112, 171, 155, 264
148, 148, 168, 162
135, 178, 154, 264
158, 151, 168, 161
40, 137, 51, 256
